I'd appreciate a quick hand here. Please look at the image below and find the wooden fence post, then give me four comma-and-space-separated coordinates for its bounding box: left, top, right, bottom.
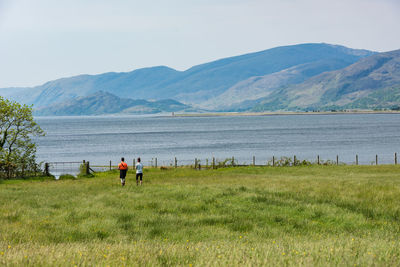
356, 155, 358, 165
212, 157, 215, 169
155, 158, 157, 168
293, 155, 296, 166
133, 158, 135, 168
317, 155, 320, 165
336, 155, 339, 165
376, 155, 378, 165
253, 156, 255, 166
194, 158, 197, 169
206, 159, 209, 169
175, 157, 177, 168
395, 153, 398, 165
45, 163, 50, 176
86, 161, 90, 175
272, 156, 275, 167
232, 156, 235, 166
109, 160, 112, 171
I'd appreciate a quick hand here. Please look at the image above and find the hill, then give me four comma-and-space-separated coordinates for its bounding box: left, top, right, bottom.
34, 91, 190, 116
200, 58, 359, 110
251, 49, 400, 111
0, 43, 374, 112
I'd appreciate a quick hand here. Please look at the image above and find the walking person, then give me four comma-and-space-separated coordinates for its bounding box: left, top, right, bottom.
135, 157, 143, 186
118, 157, 128, 186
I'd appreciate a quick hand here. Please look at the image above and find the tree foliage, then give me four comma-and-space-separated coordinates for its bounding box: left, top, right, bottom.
0, 96, 45, 178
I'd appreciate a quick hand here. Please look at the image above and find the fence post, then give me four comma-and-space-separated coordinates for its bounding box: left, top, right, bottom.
356, 155, 358, 165
272, 156, 275, 167
212, 157, 215, 169
133, 158, 135, 168
232, 156, 235, 166
336, 155, 339, 165
109, 160, 112, 171
253, 156, 255, 166
293, 155, 296, 166
395, 153, 398, 165
86, 161, 90, 175
194, 158, 197, 169
175, 157, 177, 168
317, 155, 320, 165
376, 155, 378, 165
155, 158, 157, 168
45, 163, 50, 176
206, 159, 209, 169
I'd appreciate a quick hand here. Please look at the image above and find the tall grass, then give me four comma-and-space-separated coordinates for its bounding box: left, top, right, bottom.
1, 165, 400, 265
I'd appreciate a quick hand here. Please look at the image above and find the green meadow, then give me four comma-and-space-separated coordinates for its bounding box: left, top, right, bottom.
1, 165, 400, 266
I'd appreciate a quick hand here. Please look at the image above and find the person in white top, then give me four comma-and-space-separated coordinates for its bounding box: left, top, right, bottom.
135, 157, 144, 186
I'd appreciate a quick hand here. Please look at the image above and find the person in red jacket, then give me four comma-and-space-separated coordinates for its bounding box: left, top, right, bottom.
118, 157, 128, 186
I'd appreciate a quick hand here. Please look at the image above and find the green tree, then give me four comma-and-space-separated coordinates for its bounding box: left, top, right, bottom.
0, 96, 45, 178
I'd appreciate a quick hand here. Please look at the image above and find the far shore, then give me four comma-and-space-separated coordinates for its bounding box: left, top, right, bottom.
174, 110, 400, 117
33, 110, 400, 118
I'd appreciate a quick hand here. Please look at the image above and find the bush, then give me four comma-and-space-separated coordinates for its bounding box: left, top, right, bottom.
267, 157, 313, 167
59, 174, 77, 180
77, 163, 94, 178
215, 158, 237, 168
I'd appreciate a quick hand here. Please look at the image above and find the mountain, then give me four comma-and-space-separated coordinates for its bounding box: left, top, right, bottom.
0, 43, 374, 111
200, 58, 360, 110
0, 66, 180, 108
251, 49, 400, 111
33, 91, 190, 116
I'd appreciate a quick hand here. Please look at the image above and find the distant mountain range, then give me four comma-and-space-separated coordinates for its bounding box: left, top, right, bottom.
2, 43, 400, 115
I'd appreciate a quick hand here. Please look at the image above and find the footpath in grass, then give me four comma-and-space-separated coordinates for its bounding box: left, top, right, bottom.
1, 165, 400, 266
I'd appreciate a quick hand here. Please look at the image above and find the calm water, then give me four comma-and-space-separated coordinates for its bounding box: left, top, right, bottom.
35, 114, 400, 166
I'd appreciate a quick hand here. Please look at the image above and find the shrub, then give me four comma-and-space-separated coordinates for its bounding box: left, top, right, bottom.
58, 174, 77, 180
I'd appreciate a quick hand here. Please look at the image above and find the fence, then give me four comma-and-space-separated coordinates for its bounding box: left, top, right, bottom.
45, 161, 83, 179
39, 152, 399, 178
92, 153, 400, 170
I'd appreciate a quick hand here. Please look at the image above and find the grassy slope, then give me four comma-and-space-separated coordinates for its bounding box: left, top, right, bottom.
1, 166, 400, 266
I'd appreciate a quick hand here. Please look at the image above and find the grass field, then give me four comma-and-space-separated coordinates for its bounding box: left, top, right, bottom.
1, 165, 400, 266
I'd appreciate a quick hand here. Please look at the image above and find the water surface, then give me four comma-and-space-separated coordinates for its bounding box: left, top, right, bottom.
35, 113, 400, 166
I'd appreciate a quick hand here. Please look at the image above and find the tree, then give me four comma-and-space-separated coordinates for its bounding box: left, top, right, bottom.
0, 96, 45, 178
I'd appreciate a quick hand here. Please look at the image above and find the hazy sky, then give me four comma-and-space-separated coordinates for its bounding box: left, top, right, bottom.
0, 0, 399, 87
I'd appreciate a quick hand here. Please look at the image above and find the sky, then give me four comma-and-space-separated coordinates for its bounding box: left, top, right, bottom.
0, 0, 399, 88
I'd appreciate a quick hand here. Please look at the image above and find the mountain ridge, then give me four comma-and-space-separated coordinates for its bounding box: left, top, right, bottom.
0, 43, 376, 113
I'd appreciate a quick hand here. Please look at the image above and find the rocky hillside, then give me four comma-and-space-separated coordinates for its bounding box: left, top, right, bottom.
251, 49, 400, 111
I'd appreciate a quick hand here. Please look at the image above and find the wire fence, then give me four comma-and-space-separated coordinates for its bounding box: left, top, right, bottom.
35, 152, 400, 179
94, 153, 400, 171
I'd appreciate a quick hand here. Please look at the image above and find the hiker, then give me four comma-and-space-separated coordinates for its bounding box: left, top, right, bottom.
135, 157, 143, 186
118, 157, 128, 186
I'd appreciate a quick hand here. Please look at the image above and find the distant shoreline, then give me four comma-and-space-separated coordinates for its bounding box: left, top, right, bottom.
33, 110, 400, 118
174, 110, 400, 117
